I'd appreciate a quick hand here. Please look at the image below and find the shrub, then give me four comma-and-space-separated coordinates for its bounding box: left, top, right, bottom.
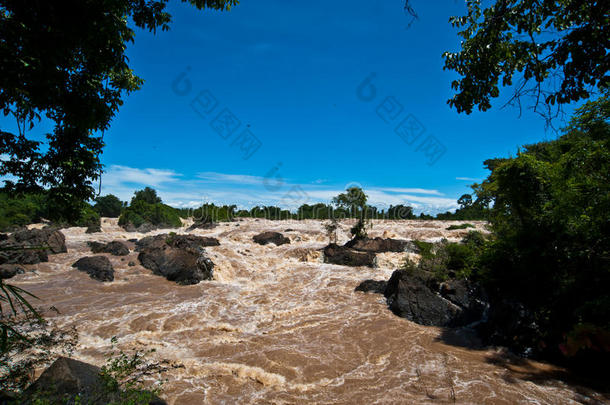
446, 223, 475, 230
94, 194, 125, 218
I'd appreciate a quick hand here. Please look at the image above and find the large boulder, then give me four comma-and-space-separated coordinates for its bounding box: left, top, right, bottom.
72, 256, 114, 282
323, 244, 376, 267
22, 357, 166, 405
345, 237, 414, 253
186, 217, 217, 231
0, 228, 66, 265
355, 279, 387, 294
136, 234, 217, 285
0, 264, 25, 280
135, 234, 219, 252
252, 231, 290, 246
88, 241, 130, 256
384, 270, 487, 327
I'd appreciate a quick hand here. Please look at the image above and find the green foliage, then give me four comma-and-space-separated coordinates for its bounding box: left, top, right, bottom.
94, 195, 125, 218
0, 191, 99, 230
0, 0, 237, 217
405, 234, 488, 282
333, 187, 369, 239
0, 192, 47, 231
473, 93, 610, 357
446, 223, 475, 231
443, 0, 609, 115
119, 189, 181, 229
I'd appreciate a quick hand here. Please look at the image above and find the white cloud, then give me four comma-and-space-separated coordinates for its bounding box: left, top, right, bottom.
97, 165, 460, 214
456, 177, 479, 182
377, 187, 443, 196
103, 165, 181, 188
197, 172, 267, 186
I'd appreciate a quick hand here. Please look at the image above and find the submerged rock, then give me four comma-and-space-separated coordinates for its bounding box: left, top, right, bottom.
136, 234, 217, 285
186, 217, 217, 231
355, 279, 387, 294
323, 244, 376, 267
0, 264, 25, 280
384, 270, 487, 327
345, 237, 414, 253
252, 231, 290, 246
22, 357, 167, 405
72, 256, 114, 282
87, 240, 130, 256
0, 228, 66, 265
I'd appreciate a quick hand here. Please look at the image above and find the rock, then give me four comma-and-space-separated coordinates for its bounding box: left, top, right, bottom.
344, 237, 414, 253
355, 279, 387, 294
252, 232, 290, 246
85, 223, 102, 233
22, 357, 167, 405
121, 222, 157, 233
72, 256, 114, 282
135, 234, 219, 252
384, 270, 487, 327
186, 217, 217, 231
0, 228, 66, 265
136, 234, 216, 285
0, 264, 25, 280
323, 244, 376, 267
284, 229, 295, 232
87, 241, 129, 256
128, 261, 136, 266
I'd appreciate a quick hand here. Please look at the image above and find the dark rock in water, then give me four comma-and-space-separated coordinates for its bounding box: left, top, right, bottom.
187, 217, 217, 231
87, 240, 129, 256
22, 357, 167, 405
284, 229, 295, 232
355, 279, 387, 294
0, 228, 67, 265
345, 237, 414, 253
476, 299, 541, 355
0, 264, 25, 280
127, 238, 138, 243
323, 244, 376, 267
135, 234, 219, 252
136, 234, 216, 285
85, 223, 102, 233
384, 270, 487, 327
122, 222, 158, 233
72, 256, 114, 282
253, 231, 290, 246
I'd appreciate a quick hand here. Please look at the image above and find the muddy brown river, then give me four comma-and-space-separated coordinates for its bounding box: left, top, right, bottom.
12, 219, 608, 404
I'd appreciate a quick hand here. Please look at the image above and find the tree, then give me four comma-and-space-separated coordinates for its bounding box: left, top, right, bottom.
324, 218, 339, 244
0, 0, 237, 220
131, 187, 162, 205
332, 187, 369, 240
457, 194, 473, 209
443, 0, 609, 122
473, 92, 610, 358
93, 194, 125, 218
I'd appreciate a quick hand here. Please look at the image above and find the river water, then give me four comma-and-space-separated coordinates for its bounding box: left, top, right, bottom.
13, 218, 607, 404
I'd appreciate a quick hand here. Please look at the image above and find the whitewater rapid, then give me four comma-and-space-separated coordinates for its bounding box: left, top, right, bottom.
12, 218, 606, 404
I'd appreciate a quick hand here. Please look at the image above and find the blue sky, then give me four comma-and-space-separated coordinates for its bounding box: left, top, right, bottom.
2, 0, 578, 213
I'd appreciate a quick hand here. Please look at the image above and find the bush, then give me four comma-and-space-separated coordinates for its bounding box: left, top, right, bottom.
0, 192, 47, 231
472, 93, 610, 360
94, 194, 125, 218
446, 223, 475, 230
119, 189, 181, 229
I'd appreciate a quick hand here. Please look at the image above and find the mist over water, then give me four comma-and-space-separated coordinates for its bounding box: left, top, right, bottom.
13, 219, 605, 404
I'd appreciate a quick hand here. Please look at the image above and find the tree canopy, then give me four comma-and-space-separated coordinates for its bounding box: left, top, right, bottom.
443, 0, 609, 120
0, 0, 237, 221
